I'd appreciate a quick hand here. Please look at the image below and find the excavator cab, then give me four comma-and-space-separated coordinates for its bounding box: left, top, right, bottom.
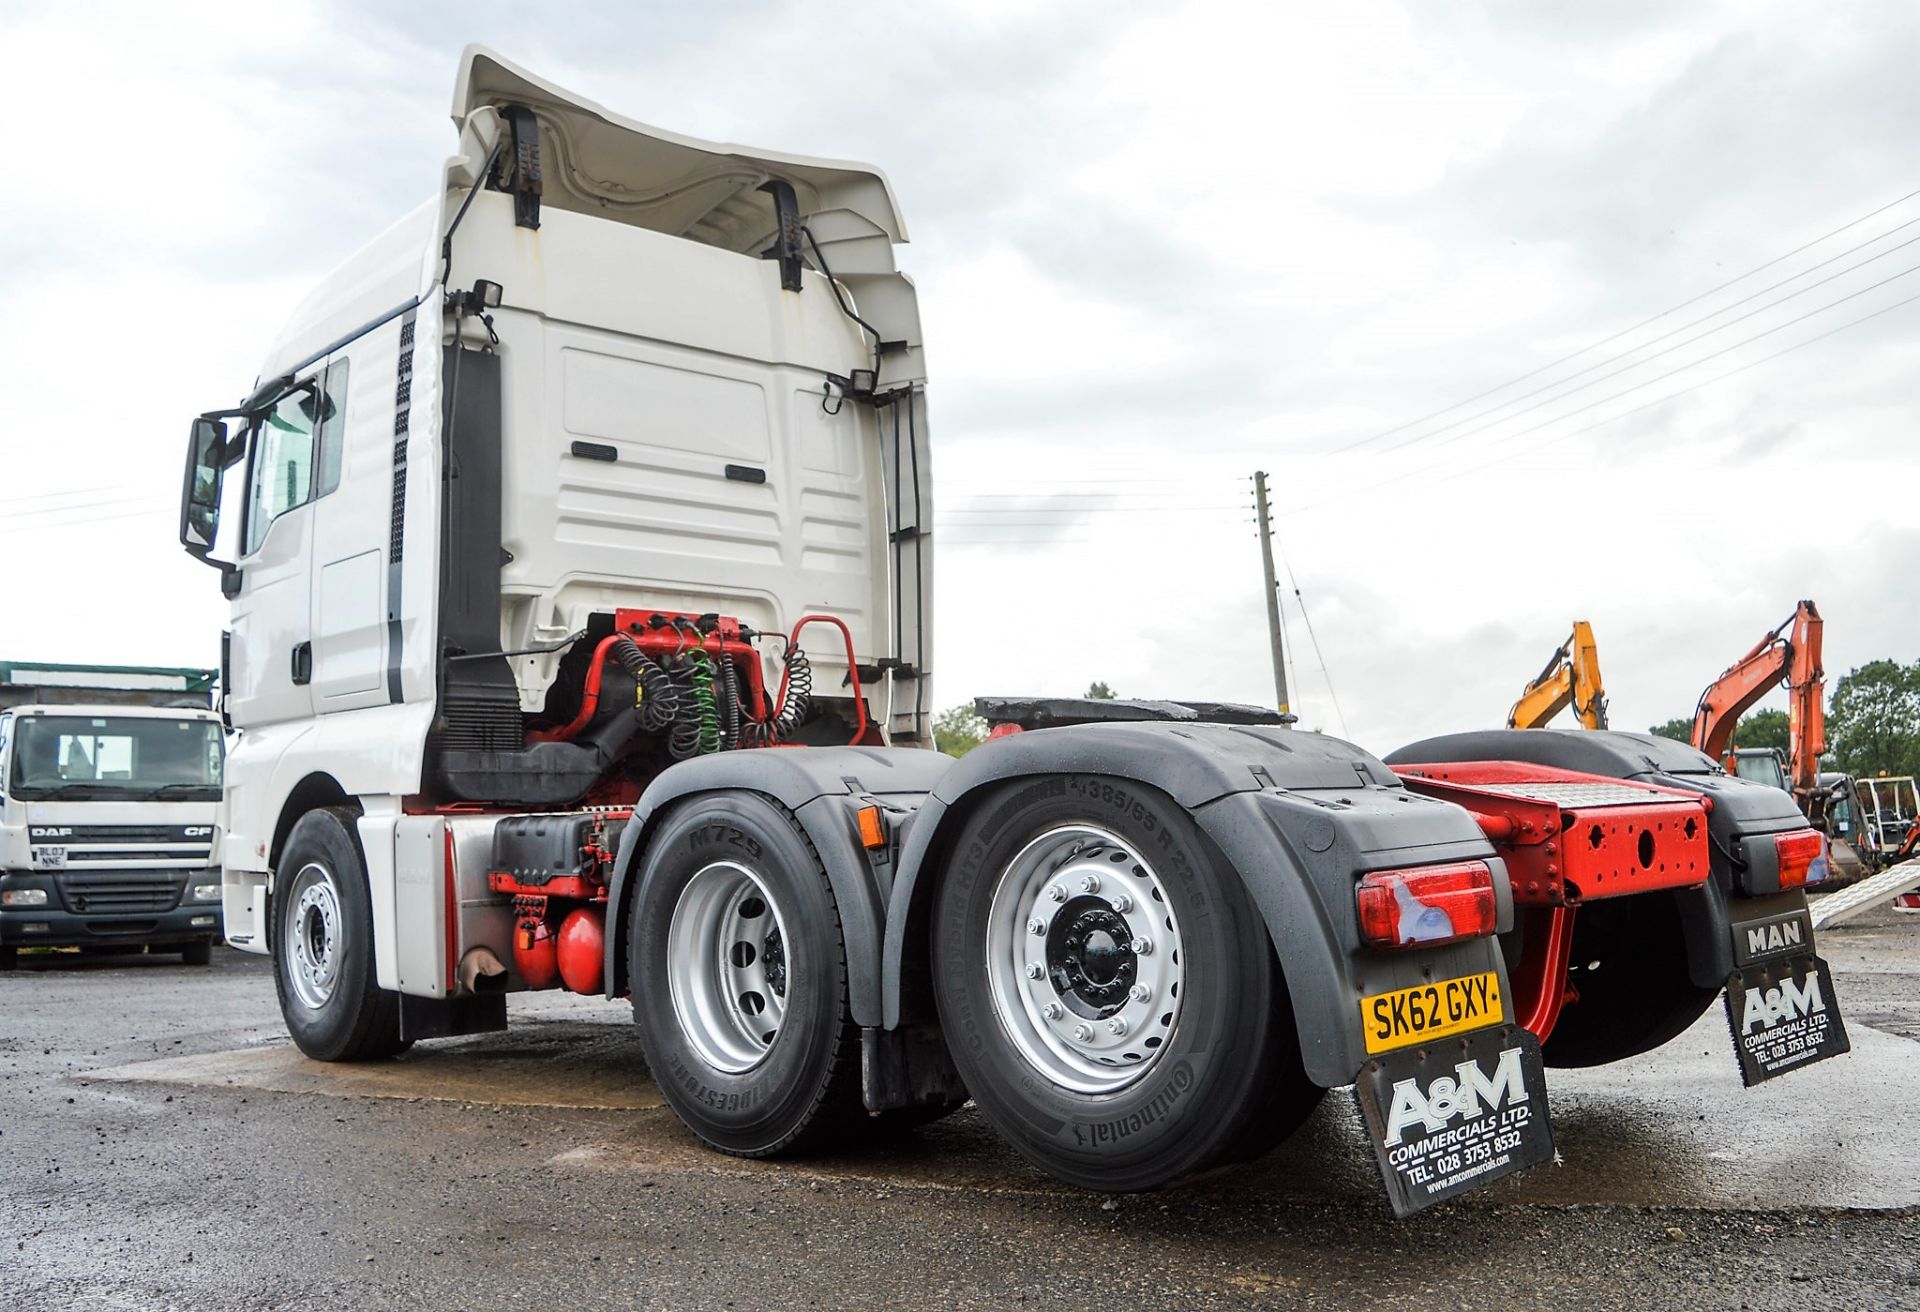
1729, 747, 1789, 792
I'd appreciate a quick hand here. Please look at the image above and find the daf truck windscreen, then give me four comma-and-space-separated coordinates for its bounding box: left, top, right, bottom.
10, 717, 223, 802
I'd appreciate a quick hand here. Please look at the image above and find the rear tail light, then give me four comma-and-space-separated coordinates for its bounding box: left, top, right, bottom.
1356, 860, 1497, 950
1774, 829, 1825, 889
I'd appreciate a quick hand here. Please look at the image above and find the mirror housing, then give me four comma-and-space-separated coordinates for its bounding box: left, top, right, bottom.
179, 415, 234, 566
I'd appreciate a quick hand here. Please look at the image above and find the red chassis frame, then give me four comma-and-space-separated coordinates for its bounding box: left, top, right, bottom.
1391, 761, 1712, 1043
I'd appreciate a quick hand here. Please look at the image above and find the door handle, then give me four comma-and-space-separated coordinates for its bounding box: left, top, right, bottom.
290, 641, 313, 686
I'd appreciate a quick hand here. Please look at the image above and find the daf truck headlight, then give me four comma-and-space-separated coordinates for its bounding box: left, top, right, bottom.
1, 888, 49, 907
191, 882, 223, 902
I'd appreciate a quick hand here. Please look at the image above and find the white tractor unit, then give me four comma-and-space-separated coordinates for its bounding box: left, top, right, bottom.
178, 49, 1845, 1215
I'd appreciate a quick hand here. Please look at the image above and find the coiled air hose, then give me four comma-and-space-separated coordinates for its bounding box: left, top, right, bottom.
675, 650, 721, 756
744, 644, 813, 746
612, 635, 679, 732
716, 650, 741, 749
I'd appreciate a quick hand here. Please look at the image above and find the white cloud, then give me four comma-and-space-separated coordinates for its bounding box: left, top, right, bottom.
0, 0, 1914, 755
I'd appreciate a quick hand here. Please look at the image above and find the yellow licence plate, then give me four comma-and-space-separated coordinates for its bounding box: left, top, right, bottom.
1360, 972, 1504, 1055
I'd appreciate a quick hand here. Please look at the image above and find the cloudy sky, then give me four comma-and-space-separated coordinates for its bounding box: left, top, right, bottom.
2, 0, 1916, 749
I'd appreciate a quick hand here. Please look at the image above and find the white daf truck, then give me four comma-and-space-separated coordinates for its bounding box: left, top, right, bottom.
177, 48, 1844, 1216
0, 662, 224, 967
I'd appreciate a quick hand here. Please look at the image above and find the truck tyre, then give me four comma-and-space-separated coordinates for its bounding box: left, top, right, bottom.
932, 775, 1310, 1191
628, 792, 864, 1157
273, 808, 408, 1062
181, 941, 213, 966
0, 946, 15, 972
1539, 892, 1717, 1067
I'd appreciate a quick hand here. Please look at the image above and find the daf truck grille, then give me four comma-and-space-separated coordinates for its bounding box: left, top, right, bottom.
54, 870, 187, 915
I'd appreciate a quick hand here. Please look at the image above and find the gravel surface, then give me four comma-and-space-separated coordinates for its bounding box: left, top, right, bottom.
2, 909, 1916, 1310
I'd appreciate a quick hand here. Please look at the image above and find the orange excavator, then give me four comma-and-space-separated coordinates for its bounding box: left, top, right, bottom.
1690, 600, 1827, 819
1508, 620, 1608, 730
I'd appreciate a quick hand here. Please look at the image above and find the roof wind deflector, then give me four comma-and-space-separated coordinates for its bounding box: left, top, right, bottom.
492, 105, 543, 230
759, 179, 803, 293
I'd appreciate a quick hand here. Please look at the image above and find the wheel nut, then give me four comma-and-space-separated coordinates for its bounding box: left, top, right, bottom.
1072, 1024, 1093, 1042
1047, 883, 1068, 903
1108, 1018, 1128, 1037
1111, 892, 1133, 913
1025, 962, 1044, 980
1042, 1002, 1064, 1021
1130, 983, 1152, 1003
1028, 917, 1047, 936
1078, 874, 1101, 894
1130, 936, 1153, 955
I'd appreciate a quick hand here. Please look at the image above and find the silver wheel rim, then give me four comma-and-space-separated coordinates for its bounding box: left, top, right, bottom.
667, 861, 792, 1074
985, 823, 1187, 1094
284, 861, 343, 1011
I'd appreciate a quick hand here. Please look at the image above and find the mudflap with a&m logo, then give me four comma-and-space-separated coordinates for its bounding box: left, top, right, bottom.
1353, 1023, 1555, 1219
1723, 953, 1850, 1086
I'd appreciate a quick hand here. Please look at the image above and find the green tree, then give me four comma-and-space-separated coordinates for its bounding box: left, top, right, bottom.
1827, 659, 1920, 778
1649, 717, 1693, 743
1724, 707, 1791, 756
1085, 681, 1117, 700
934, 704, 988, 758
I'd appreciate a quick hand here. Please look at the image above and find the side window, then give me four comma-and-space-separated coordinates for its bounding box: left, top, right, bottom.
316, 356, 350, 497
244, 386, 320, 555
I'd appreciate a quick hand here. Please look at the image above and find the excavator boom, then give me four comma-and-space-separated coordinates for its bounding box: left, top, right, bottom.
1509, 620, 1608, 730
1690, 600, 1826, 797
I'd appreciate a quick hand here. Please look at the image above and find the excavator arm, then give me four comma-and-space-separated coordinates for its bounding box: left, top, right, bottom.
1690, 599, 1825, 797
1509, 620, 1608, 730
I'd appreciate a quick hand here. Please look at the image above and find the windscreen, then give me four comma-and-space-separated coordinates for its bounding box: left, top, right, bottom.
1731, 753, 1788, 792
9, 716, 223, 801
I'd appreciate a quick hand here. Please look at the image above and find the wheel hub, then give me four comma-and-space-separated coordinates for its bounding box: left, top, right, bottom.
984, 825, 1187, 1094
1047, 899, 1137, 1015
284, 862, 343, 1011
667, 862, 792, 1074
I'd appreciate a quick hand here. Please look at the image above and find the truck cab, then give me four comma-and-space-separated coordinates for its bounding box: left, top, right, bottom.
0, 665, 225, 968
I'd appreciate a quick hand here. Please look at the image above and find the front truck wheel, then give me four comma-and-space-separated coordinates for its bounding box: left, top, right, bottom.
272, 807, 409, 1061
932, 776, 1316, 1191
629, 792, 865, 1156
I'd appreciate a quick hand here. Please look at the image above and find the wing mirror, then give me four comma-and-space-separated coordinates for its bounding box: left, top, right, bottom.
179, 415, 245, 567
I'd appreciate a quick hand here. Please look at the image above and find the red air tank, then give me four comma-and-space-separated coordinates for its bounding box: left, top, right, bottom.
514, 914, 560, 991
556, 905, 606, 995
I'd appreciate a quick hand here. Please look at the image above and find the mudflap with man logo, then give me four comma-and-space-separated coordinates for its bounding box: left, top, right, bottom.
1353, 1024, 1555, 1219
1723, 954, 1851, 1086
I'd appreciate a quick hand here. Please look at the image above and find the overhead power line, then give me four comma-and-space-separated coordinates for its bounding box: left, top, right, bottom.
1376, 219, 1920, 457
1299, 283, 1920, 514
1439, 257, 1920, 459
1336, 184, 1920, 453
1271, 526, 1350, 741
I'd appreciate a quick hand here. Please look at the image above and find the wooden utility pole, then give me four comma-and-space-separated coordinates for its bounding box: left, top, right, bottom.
1253, 471, 1291, 725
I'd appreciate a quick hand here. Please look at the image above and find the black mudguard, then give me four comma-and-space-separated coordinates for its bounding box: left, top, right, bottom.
603, 745, 954, 1026
880, 722, 1519, 1088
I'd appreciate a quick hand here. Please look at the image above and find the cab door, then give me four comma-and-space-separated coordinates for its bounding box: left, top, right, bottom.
225, 379, 325, 730
304, 345, 393, 711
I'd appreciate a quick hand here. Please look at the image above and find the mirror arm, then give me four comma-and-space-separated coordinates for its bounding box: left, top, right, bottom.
238, 373, 297, 414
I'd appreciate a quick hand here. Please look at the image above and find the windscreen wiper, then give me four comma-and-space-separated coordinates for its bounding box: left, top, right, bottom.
28, 783, 117, 800
146, 782, 220, 798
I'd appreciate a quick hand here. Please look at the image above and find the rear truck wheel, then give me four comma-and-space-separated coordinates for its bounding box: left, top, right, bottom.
629, 792, 864, 1157
273, 808, 409, 1061
0, 946, 15, 972
181, 941, 213, 966
932, 776, 1315, 1191
1538, 891, 1717, 1068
